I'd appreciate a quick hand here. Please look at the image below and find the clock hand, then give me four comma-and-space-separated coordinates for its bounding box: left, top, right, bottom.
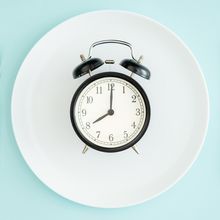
93, 112, 109, 124
93, 109, 114, 124
110, 84, 113, 110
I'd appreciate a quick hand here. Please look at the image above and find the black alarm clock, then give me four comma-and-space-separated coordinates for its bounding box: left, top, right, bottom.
70, 40, 151, 154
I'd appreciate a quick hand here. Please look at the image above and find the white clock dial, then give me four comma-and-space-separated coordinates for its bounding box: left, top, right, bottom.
72, 75, 148, 149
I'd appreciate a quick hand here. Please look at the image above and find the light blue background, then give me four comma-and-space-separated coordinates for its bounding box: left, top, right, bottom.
0, 0, 220, 219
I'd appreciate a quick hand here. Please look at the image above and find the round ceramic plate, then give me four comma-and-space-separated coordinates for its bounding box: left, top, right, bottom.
11, 10, 209, 208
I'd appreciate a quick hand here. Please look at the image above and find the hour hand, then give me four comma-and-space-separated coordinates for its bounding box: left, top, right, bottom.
93, 112, 109, 124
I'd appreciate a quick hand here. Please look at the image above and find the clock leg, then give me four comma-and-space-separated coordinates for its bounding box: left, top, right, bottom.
82, 145, 89, 154
130, 55, 143, 77
132, 145, 139, 154
80, 54, 92, 77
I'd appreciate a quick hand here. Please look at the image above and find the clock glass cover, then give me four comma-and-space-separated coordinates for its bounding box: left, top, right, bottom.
70, 72, 150, 152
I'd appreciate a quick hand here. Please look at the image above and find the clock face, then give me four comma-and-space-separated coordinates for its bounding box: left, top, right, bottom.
70, 72, 150, 152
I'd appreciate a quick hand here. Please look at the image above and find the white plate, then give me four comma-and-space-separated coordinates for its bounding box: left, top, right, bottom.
11, 10, 209, 208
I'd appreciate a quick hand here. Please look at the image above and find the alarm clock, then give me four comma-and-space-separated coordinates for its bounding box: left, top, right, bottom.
70, 40, 151, 154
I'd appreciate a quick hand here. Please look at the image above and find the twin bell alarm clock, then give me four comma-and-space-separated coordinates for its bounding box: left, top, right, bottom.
70, 40, 151, 154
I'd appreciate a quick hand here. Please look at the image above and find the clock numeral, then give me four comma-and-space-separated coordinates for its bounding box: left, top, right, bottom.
136, 108, 141, 116
122, 86, 125, 94
123, 131, 128, 139
108, 83, 115, 91
131, 122, 136, 129
131, 95, 136, 103
85, 122, 90, 129
96, 86, 102, 94
96, 131, 101, 138
86, 96, 93, 104
109, 134, 114, 141
82, 109, 87, 116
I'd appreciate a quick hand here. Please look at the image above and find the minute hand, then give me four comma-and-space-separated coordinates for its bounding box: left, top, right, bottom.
110, 84, 113, 110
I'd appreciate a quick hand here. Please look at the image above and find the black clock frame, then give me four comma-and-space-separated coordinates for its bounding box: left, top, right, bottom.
70, 72, 151, 153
